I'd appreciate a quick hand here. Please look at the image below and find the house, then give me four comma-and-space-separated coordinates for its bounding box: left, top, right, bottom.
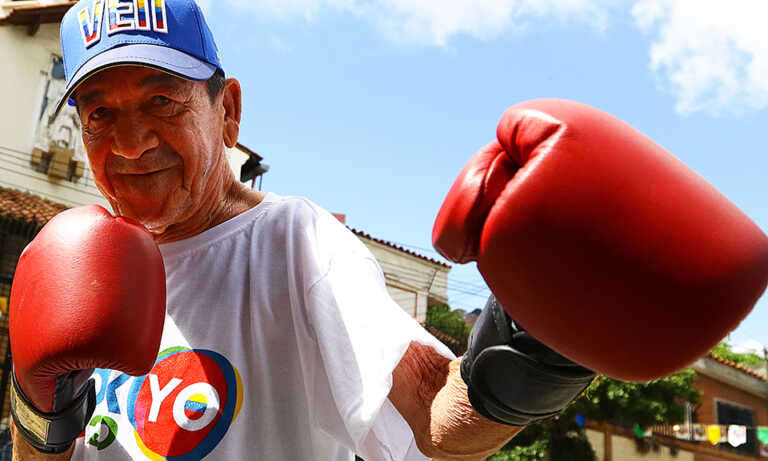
346, 224, 450, 323
584, 353, 768, 461
0, 0, 266, 208
342, 222, 457, 353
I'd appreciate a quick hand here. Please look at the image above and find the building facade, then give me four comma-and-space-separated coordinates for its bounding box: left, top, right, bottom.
350, 227, 450, 324
585, 354, 768, 461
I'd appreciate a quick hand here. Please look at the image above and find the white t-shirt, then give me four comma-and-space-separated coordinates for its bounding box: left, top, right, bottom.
71, 193, 455, 461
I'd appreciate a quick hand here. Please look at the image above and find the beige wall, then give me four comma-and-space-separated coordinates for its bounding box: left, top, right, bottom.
585, 429, 605, 461
361, 238, 449, 323
1, 23, 60, 154
225, 145, 249, 182
612, 435, 694, 461
386, 284, 418, 317
586, 428, 699, 461
0, 22, 109, 207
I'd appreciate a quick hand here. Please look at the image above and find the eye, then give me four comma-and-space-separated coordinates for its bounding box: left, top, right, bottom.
151, 95, 172, 106
90, 107, 110, 120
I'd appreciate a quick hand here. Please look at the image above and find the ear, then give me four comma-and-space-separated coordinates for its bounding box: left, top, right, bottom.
222, 78, 242, 148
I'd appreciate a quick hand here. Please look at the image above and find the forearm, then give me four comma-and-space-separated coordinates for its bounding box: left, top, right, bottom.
10, 421, 73, 461
390, 343, 521, 460
428, 359, 522, 460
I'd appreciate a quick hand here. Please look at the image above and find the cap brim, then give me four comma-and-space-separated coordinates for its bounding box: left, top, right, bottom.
54, 44, 218, 116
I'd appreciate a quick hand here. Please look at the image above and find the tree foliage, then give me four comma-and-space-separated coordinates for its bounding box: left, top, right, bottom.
488, 369, 701, 461
488, 341, 768, 460
425, 304, 470, 345
425, 305, 717, 461
710, 342, 766, 367
571, 369, 700, 428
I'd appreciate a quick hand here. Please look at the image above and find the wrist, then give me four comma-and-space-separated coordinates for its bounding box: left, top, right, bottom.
427, 360, 521, 459
461, 345, 594, 426
10, 373, 95, 454
460, 296, 595, 427
10, 421, 74, 461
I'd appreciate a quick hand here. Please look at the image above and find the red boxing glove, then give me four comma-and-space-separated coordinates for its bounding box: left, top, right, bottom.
9, 205, 165, 453
433, 99, 768, 381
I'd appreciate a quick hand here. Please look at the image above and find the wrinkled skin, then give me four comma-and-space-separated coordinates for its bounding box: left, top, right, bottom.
74, 66, 263, 242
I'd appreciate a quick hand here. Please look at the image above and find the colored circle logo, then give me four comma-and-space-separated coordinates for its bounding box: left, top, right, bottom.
127, 348, 243, 460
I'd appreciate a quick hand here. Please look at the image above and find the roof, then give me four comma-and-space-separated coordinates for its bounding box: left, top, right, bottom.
0, 2, 76, 26
418, 322, 465, 355
0, 186, 69, 231
0, 186, 451, 270
350, 228, 450, 269
419, 323, 459, 348
707, 352, 767, 381
234, 143, 263, 162
0, 188, 451, 269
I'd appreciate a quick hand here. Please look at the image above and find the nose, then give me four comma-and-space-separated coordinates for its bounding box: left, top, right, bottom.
111, 112, 159, 159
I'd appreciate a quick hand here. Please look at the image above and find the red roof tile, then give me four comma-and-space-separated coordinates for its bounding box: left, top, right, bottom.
349, 228, 450, 269
0, 186, 69, 228
0, 187, 453, 271
708, 352, 767, 381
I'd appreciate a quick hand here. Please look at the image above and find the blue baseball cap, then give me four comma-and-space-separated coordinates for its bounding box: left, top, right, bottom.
56, 0, 223, 115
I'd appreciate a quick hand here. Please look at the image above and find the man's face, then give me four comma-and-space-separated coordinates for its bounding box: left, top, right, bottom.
75, 66, 226, 233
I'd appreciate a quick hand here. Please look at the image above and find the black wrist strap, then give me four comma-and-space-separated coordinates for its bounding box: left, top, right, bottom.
461, 345, 594, 426
460, 295, 595, 426
10, 372, 96, 454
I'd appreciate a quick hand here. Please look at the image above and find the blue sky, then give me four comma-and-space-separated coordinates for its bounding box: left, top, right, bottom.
198, 1, 767, 353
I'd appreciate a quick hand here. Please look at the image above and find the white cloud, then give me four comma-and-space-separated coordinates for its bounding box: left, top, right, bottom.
731, 338, 767, 355
207, 0, 617, 46
361, 0, 617, 46
632, 0, 768, 115
201, 0, 768, 115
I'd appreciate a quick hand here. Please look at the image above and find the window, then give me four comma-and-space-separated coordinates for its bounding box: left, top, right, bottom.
716, 400, 758, 457
30, 55, 86, 183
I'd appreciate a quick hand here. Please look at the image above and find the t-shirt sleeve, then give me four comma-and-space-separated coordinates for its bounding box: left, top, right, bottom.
293, 202, 456, 461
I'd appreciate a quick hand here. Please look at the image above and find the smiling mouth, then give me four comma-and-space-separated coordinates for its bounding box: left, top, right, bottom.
120, 168, 170, 177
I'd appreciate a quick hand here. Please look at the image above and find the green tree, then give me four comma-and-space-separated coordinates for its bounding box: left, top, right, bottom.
488, 369, 701, 461
710, 342, 766, 367
425, 304, 470, 347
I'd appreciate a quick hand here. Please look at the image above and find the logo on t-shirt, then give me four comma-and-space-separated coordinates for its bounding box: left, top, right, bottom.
86, 348, 243, 459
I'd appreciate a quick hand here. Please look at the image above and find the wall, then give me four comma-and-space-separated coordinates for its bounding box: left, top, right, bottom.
587, 416, 768, 461
585, 429, 605, 461
361, 238, 449, 323
612, 435, 695, 461
692, 356, 768, 458
585, 427, 694, 461
226, 146, 249, 182
0, 22, 109, 207
1, 23, 59, 155
694, 372, 768, 427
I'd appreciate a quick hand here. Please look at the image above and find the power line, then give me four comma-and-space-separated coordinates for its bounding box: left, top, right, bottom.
385, 240, 444, 256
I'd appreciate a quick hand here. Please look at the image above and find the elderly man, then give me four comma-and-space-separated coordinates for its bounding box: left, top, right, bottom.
7, 0, 601, 459
10, 0, 768, 460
